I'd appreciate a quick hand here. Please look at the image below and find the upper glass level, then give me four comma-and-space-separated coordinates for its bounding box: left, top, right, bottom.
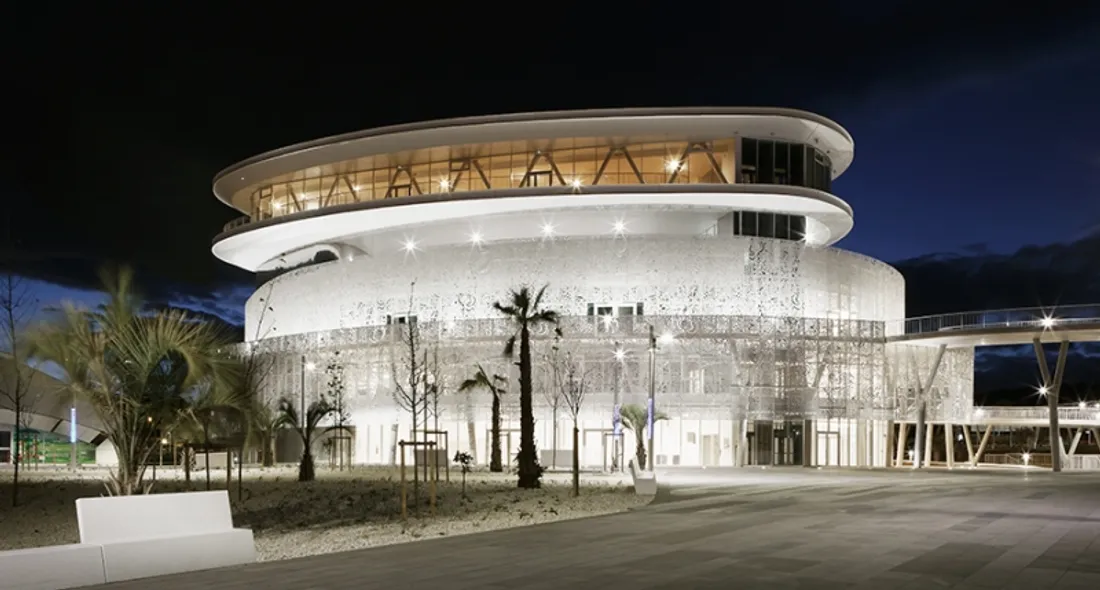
227, 136, 834, 229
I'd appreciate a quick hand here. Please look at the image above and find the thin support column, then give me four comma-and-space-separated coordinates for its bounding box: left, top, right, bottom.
1068, 428, 1084, 457
972, 425, 993, 467
945, 423, 955, 469
912, 345, 947, 470
924, 423, 934, 468
885, 420, 895, 469
1035, 338, 1070, 473
896, 423, 909, 467
962, 424, 975, 465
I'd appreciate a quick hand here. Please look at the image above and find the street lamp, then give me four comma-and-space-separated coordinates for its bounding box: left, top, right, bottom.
612, 341, 623, 472
647, 325, 657, 473
301, 356, 315, 429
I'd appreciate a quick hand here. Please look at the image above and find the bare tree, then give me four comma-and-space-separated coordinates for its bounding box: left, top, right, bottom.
551, 342, 592, 497
240, 284, 279, 468
541, 335, 565, 470
325, 350, 352, 470
0, 269, 39, 507
424, 343, 446, 479
391, 283, 427, 511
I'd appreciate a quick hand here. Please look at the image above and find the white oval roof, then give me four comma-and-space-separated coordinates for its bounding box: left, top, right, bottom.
212, 185, 853, 271
213, 107, 855, 213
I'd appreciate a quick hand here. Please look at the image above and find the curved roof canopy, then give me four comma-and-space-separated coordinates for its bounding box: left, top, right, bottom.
0, 353, 104, 443
213, 107, 855, 214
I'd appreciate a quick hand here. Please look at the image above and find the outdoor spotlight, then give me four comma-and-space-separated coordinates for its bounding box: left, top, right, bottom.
612, 219, 627, 235
469, 231, 484, 245
402, 238, 418, 253
1040, 316, 1055, 328
570, 178, 583, 188
613, 348, 626, 362
1080, 401, 1087, 409
665, 159, 682, 173
659, 332, 675, 345
1038, 385, 1048, 396
1022, 452, 1032, 466
439, 178, 451, 190
540, 223, 555, 237
305, 362, 316, 371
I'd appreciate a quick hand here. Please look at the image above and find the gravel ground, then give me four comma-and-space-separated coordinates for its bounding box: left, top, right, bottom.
0, 465, 648, 561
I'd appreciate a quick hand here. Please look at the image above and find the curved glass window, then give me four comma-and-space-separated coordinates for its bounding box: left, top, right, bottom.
228, 136, 836, 230
731, 211, 806, 241
739, 138, 832, 193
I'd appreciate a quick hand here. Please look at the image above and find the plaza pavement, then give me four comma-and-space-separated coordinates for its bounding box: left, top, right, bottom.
86, 467, 1100, 589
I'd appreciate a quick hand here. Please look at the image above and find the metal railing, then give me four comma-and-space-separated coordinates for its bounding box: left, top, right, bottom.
890, 304, 1100, 337
222, 216, 251, 233
972, 406, 1100, 423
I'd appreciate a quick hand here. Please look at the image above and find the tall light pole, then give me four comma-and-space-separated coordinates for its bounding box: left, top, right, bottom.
300, 356, 315, 430
647, 325, 657, 472
612, 341, 623, 472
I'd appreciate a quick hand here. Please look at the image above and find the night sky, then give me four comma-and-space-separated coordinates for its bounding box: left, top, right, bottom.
4, 3, 1100, 393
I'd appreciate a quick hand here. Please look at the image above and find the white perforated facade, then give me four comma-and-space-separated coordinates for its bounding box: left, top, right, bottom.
215, 108, 975, 469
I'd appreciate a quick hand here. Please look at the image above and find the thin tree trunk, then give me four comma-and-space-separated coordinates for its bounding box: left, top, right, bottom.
203, 421, 211, 491
490, 394, 503, 472
552, 406, 558, 470
517, 325, 540, 488
12, 410, 20, 507
572, 424, 580, 497
467, 419, 478, 464
184, 446, 192, 484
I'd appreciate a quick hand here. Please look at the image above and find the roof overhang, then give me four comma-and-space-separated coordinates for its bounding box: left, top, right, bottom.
213, 107, 855, 212
212, 185, 853, 271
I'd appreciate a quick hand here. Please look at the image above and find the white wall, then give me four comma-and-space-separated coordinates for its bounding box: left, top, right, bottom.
247, 235, 905, 339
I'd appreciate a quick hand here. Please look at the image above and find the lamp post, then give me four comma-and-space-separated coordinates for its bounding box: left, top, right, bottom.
612, 341, 624, 472
647, 325, 657, 473
300, 356, 315, 429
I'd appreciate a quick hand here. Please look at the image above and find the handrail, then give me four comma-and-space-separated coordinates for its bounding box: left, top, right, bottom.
222, 216, 251, 233
889, 304, 1100, 337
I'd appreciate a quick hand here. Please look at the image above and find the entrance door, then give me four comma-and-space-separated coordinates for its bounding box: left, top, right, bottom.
816, 432, 840, 466
701, 435, 721, 466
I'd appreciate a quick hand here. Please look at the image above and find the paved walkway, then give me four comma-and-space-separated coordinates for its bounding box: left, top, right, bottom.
88, 468, 1100, 589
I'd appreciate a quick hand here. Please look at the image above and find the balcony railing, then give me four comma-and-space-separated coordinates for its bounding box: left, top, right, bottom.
890, 304, 1100, 337
222, 216, 251, 233
972, 406, 1100, 423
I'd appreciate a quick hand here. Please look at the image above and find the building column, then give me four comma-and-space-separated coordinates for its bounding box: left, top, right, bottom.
895, 422, 909, 467
802, 419, 814, 467
962, 424, 975, 465
912, 344, 947, 470
972, 425, 993, 467
944, 423, 955, 469
885, 420, 895, 469
923, 423, 934, 468
1034, 338, 1069, 473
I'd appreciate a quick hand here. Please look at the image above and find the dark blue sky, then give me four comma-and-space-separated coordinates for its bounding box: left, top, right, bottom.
834, 50, 1100, 261
4, 2, 1100, 339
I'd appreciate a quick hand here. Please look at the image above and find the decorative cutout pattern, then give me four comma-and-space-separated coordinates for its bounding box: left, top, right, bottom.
242, 235, 972, 423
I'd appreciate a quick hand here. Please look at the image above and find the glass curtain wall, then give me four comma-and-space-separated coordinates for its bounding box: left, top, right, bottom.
247, 139, 736, 221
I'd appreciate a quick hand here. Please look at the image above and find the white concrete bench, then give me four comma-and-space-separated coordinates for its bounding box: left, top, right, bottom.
0, 544, 107, 590
76, 490, 256, 583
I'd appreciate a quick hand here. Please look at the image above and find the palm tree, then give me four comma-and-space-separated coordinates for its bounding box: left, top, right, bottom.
619, 403, 668, 471
458, 364, 507, 472
275, 396, 334, 481
31, 267, 238, 495
493, 285, 559, 489
250, 400, 281, 467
